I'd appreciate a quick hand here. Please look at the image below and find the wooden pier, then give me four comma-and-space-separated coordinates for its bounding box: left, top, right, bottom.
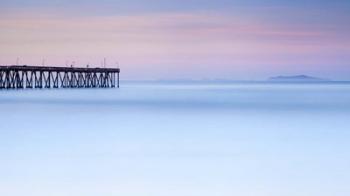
0, 65, 120, 89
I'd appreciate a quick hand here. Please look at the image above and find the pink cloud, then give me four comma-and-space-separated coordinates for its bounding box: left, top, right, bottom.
0, 11, 349, 79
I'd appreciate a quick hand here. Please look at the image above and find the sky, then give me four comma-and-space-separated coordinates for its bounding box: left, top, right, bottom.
0, 0, 350, 80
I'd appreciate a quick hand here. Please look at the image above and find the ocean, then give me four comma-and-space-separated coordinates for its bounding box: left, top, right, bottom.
1, 82, 350, 196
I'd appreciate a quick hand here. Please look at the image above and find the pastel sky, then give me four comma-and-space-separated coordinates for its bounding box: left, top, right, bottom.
1, 0, 350, 80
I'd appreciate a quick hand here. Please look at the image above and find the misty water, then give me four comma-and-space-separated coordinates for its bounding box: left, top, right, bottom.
1, 82, 350, 196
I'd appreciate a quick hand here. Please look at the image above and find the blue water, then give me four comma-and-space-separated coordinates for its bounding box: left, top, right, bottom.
1, 82, 350, 196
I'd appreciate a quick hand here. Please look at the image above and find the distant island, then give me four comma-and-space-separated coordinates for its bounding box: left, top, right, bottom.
268, 75, 329, 82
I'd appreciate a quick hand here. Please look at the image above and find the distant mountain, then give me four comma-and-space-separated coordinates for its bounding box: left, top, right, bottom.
268, 75, 329, 82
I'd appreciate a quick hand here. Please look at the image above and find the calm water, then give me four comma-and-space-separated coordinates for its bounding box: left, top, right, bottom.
1, 82, 350, 196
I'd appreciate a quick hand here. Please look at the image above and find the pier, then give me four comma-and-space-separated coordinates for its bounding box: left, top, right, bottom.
0, 65, 120, 89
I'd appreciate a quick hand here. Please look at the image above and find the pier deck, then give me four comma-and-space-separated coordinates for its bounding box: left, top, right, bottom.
0, 65, 120, 89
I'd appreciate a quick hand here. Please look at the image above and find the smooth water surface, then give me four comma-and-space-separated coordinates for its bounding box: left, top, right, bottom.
1, 82, 350, 196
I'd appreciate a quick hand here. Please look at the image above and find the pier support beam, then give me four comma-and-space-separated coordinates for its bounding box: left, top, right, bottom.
0, 65, 120, 90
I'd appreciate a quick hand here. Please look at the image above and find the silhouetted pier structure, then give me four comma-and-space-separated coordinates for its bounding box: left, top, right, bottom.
0, 65, 120, 89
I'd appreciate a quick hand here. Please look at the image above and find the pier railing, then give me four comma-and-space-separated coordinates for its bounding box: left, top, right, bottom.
0, 65, 120, 89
